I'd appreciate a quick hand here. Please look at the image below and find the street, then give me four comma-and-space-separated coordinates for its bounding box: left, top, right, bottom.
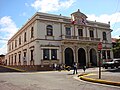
0, 68, 120, 90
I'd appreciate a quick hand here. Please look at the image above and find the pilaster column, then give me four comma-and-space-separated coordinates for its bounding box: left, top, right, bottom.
105, 50, 108, 59
74, 46, 77, 63
85, 27, 87, 37
86, 46, 90, 67
61, 45, 64, 64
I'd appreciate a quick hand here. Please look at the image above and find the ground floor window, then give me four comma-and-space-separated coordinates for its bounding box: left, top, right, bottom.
102, 50, 106, 59
102, 50, 111, 60
107, 50, 111, 59
23, 52, 27, 65
14, 54, 17, 64
43, 49, 57, 60
43, 49, 49, 60
9, 55, 10, 65
18, 53, 21, 63
51, 49, 57, 60
30, 50, 34, 61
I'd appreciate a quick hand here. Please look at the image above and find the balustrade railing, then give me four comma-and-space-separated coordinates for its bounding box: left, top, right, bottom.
62, 35, 100, 42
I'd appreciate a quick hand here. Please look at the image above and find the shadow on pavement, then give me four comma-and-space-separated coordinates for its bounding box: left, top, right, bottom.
0, 66, 21, 72
106, 68, 120, 73
67, 73, 74, 75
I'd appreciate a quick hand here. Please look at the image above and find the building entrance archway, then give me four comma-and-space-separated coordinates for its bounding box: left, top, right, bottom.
78, 48, 86, 67
90, 48, 97, 66
64, 48, 74, 66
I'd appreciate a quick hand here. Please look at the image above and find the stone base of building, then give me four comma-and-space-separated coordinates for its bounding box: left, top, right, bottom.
8, 65, 53, 71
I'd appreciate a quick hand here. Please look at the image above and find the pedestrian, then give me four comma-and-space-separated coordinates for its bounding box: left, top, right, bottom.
73, 62, 78, 74
53, 63, 57, 70
58, 64, 61, 71
83, 65, 86, 73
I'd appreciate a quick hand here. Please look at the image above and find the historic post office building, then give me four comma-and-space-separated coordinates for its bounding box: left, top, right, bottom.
5, 9, 113, 70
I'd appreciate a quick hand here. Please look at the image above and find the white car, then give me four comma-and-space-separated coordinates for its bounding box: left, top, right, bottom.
103, 59, 120, 69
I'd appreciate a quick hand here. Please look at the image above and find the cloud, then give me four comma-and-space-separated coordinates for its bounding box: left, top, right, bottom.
87, 12, 120, 25
0, 16, 18, 54
25, 3, 29, 7
0, 45, 7, 55
112, 35, 120, 39
19, 12, 27, 17
87, 12, 120, 38
31, 0, 75, 12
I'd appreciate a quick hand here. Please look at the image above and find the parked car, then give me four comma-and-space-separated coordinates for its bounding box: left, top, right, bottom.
103, 58, 120, 69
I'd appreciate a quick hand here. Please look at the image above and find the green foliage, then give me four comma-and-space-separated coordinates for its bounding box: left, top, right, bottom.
113, 38, 120, 58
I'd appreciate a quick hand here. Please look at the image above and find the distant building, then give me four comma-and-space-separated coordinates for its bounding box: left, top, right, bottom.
0, 54, 5, 65
5, 9, 113, 70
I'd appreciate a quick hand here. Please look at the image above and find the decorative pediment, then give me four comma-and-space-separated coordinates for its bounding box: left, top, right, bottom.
71, 9, 87, 18
64, 24, 72, 27
71, 9, 87, 25
77, 25, 84, 29
88, 27, 94, 30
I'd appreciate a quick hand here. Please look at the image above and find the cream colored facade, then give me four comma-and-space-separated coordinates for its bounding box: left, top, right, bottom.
6, 10, 113, 68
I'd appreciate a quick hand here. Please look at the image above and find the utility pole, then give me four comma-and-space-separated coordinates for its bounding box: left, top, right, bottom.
98, 42, 102, 79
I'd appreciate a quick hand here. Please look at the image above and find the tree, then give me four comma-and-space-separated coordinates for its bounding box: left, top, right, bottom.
112, 38, 120, 58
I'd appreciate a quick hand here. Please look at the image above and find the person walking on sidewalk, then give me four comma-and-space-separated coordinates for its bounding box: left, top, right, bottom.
73, 62, 78, 74
83, 65, 86, 73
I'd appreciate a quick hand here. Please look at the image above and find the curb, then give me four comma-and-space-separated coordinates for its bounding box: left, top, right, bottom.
78, 73, 120, 87
77, 73, 89, 77
0, 65, 26, 72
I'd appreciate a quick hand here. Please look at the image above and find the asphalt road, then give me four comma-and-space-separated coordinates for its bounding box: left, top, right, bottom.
0, 68, 120, 90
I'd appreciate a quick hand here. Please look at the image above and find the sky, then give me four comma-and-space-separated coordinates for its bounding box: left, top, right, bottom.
0, 0, 120, 54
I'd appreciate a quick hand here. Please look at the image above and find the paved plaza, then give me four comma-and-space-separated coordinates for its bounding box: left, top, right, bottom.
0, 68, 120, 90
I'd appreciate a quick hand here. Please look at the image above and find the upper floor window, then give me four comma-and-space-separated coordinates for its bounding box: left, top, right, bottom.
103, 32, 107, 40
24, 32, 27, 42
15, 39, 17, 47
46, 25, 53, 36
78, 29, 83, 37
12, 42, 14, 50
66, 27, 71, 36
31, 27, 34, 38
9, 44, 11, 51
19, 36, 21, 45
89, 30, 94, 38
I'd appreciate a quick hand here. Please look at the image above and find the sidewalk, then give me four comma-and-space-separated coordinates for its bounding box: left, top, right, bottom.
86, 72, 120, 82
78, 68, 120, 86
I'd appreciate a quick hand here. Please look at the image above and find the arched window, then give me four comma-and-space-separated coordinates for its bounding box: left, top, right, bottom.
103, 32, 107, 40
46, 25, 53, 36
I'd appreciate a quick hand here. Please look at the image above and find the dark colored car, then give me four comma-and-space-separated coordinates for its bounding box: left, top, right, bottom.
103, 59, 120, 69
